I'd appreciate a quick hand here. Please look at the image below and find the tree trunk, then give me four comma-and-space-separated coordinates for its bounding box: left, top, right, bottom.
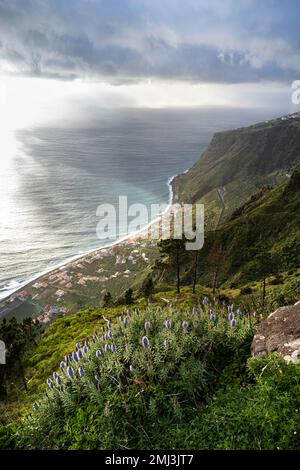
192, 252, 198, 294
176, 252, 180, 294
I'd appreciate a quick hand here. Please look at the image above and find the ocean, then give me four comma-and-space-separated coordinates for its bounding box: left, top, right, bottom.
0, 106, 280, 300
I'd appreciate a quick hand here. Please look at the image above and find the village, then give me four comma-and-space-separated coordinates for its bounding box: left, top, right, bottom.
0, 237, 158, 324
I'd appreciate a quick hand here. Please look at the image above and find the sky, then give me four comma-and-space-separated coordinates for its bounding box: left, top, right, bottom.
0, 0, 300, 113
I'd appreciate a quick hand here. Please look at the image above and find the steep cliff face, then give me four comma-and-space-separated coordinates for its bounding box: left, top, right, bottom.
173, 117, 300, 225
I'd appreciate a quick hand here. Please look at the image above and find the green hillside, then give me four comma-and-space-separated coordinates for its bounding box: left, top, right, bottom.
155, 171, 300, 296
173, 116, 300, 226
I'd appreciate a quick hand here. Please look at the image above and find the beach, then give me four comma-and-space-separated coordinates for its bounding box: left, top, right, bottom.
0, 174, 178, 321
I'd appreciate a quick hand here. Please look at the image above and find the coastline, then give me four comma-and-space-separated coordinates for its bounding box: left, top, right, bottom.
0, 173, 180, 307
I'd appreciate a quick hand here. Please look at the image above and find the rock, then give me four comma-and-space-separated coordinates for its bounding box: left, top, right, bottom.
251, 301, 300, 363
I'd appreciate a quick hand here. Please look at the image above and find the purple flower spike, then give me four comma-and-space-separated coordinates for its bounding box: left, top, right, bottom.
127, 308, 131, 317
33, 402, 39, 412
144, 320, 151, 330
236, 308, 242, 316
210, 313, 216, 321
75, 343, 81, 351
111, 343, 117, 352
67, 366, 74, 380
203, 297, 209, 305
72, 351, 79, 363
104, 344, 110, 352
164, 319, 172, 329
142, 336, 150, 349
231, 319, 237, 327
64, 355, 70, 366
55, 375, 61, 385
228, 313, 234, 321
78, 366, 84, 378
53, 371, 59, 380
96, 350, 102, 358
182, 321, 189, 330
47, 378, 53, 389
107, 320, 112, 329
83, 346, 89, 354
157, 306, 162, 313
134, 308, 140, 315
60, 361, 66, 370
107, 331, 113, 339
123, 317, 128, 326
129, 365, 136, 373
164, 338, 170, 348
78, 349, 83, 360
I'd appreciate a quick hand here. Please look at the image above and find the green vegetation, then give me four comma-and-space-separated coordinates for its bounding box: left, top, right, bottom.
173, 117, 300, 225
1, 304, 297, 450
141, 277, 155, 299
158, 238, 187, 293
0, 318, 42, 396
155, 174, 300, 304
124, 288, 134, 305
103, 291, 113, 307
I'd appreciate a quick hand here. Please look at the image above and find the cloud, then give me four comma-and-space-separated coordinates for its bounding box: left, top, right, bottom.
0, 0, 299, 83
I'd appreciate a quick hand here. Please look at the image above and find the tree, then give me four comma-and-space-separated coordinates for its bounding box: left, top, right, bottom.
0, 317, 42, 396
243, 249, 279, 309
103, 291, 113, 307
141, 277, 155, 299
207, 245, 227, 295
251, 251, 279, 309
124, 288, 133, 305
158, 238, 186, 294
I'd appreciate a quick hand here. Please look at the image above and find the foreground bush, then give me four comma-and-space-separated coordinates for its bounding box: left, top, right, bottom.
16, 304, 254, 449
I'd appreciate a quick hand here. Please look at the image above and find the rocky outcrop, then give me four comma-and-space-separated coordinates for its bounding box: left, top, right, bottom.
251, 301, 300, 364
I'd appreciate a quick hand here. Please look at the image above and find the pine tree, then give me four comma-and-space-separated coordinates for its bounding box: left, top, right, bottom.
158, 238, 186, 294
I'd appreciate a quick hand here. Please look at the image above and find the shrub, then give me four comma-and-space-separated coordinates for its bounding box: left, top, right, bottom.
16, 304, 253, 450
269, 275, 284, 286
124, 288, 134, 305
103, 291, 113, 307
240, 286, 253, 295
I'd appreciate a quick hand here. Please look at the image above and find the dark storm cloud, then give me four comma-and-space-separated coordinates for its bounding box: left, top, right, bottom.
0, 0, 299, 83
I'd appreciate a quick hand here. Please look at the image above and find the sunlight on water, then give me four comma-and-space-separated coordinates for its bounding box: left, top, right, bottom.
0, 129, 20, 220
